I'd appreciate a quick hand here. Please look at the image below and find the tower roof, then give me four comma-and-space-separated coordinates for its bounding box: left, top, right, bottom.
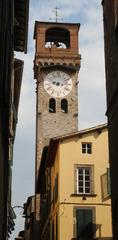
34, 21, 80, 39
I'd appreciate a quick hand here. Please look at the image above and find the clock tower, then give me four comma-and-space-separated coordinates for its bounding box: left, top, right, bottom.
34, 21, 81, 176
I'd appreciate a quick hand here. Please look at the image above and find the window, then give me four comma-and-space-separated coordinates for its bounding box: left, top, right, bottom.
101, 168, 111, 200
45, 27, 70, 49
49, 98, 56, 113
77, 167, 92, 194
82, 143, 92, 154
76, 208, 94, 238
61, 99, 68, 113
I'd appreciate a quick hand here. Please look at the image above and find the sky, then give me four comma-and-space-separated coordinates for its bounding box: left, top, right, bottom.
10, 0, 106, 239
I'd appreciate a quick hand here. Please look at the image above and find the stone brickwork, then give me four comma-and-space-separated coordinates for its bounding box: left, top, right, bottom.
36, 69, 79, 173
33, 22, 81, 232
34, 21, 81, 176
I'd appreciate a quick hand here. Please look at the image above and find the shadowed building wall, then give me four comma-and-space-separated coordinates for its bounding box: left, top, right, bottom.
102, 1, 118, 238
0, 0, 29, 239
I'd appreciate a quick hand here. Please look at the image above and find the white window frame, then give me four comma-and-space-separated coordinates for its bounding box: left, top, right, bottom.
77, 167, 91, 194
82, 143, 92, 154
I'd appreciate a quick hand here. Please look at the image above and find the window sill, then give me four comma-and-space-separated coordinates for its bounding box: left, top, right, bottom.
71, 193, 97, 197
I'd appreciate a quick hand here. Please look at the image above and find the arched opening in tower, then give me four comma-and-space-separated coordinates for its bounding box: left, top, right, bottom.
49, 98, 56, 113
45, 27, 70, 49
61, 99, 68, 113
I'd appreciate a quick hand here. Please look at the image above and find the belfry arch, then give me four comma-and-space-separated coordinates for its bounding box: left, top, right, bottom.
45, 27, 70, 48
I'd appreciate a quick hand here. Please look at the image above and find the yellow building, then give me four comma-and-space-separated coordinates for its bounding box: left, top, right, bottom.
37, 124, 112, 240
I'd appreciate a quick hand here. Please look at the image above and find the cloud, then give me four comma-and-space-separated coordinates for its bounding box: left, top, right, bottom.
13, 0, 106, 194
11, 0, 106, 238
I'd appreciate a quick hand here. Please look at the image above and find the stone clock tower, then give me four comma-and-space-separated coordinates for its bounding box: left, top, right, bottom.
34, 21, 81, 176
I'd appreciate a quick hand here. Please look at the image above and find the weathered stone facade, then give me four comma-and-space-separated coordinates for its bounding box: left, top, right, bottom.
34, 21, 81, 175
33, 21, 81, 240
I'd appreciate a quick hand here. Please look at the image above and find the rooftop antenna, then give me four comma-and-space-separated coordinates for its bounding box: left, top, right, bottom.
50, 6, 63, 22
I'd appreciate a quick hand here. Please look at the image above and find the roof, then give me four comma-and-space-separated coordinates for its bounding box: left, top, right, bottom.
18, 231, 25, 238
34, 21, 80, 39
14, 0, 29, 53
37, 123, 108, 187
46, 123, 108, 167
23, 195, 34, 215
36, 123, 107, 193
51, 123, 107, 142
35, 21, 80, 27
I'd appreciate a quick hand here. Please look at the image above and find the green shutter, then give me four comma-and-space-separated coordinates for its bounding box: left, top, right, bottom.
85, 209, 93, 223
76, 209, 93, 238
76, 209, 84, 236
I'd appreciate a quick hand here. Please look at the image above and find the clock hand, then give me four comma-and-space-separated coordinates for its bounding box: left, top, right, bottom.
64, 78, 70, 81
64, 87, 70, 91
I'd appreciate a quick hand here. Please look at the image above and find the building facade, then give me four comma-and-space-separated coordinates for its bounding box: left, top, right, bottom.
38, 124, 112, 240
102, 0, 118, 238
23, 196, 35, 240
0, 0, 29, 239
33, 20, 81, 238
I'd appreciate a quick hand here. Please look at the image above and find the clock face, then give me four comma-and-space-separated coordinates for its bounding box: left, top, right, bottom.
44, 70, 72, 98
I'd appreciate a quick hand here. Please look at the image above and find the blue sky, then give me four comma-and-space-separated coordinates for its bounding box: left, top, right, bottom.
10, 0, 106, 239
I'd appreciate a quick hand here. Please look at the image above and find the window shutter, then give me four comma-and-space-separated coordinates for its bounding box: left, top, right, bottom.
76, 209, 93, 238
85, 209, 93, 223
107, 168, 111, 196
76, 209, 84, 236
84, 209, 93, 237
